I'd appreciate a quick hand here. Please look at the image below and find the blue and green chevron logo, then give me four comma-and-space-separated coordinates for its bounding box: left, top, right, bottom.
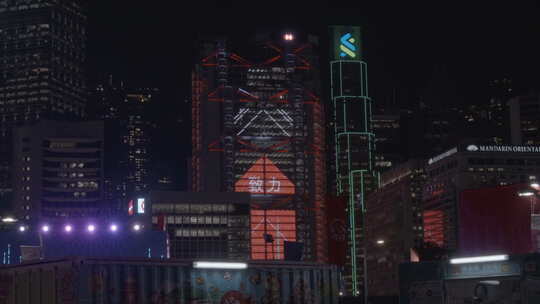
339, 33, 357, 58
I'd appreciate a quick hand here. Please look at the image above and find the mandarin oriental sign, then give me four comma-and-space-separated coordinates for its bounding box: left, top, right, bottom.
466, 145, 540, 153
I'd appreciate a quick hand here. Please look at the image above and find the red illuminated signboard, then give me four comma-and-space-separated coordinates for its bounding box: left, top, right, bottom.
423, 210, 444, 247
251, 210, 296, 260
235, 157, 295, 195
128, 200, 134, 216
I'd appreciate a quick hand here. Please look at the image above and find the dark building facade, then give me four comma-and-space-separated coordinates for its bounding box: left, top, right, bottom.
364, 159, 426, 297
191, 31, 326, 262
509, 94, 540, 146
0, 0, 87, 208
372, 110, 403, 172
150, 191, 250, 260
423, 144, 540, 251
12, 120, 104, 220
89, 80, 156, 207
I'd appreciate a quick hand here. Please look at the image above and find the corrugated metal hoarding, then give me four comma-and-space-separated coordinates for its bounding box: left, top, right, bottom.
0, 257, 339, 303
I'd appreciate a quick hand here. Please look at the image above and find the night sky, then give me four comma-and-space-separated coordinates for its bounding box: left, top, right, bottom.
86, 2, 540, 188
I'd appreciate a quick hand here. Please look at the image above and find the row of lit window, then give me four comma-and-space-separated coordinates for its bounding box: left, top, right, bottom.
61, 162, 85, 169
153, 215, 230, 225
58, 181, 98, 189
467, 167, 505, 172
57, 172, 86, 178
174, 228, 225, 237
152, 203, 235, 214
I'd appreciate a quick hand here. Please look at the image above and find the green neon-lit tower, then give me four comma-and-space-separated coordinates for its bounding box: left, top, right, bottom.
329, 25, 378, 297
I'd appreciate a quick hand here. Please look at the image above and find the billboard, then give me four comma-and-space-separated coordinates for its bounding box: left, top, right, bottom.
459, 184, 533, 255
326, 195, 347, 266
330, 25, 362, 60
136, 198, 145, 214
251, 210, 296, 260
423, 210, 444, 247
235, 156, 295, 195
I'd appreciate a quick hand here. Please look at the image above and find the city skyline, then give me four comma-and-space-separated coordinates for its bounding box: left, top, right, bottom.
2, 2, 540, 302
86, 3, 540, 191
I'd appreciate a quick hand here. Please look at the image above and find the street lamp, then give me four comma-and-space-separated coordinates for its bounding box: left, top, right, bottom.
450, 254, 508, 264
519, 191, 535, 197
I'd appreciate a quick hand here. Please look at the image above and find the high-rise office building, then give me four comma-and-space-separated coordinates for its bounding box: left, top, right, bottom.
89, 80, 155, 205
12, 120, 104, 220
0, 0, 87, 211
191, 31, 326, 262
372, 110, 402, 172
364, 159, 426, 298
329, 25, 378, 295
509, 94, 540, 146
423, 143, 540, 251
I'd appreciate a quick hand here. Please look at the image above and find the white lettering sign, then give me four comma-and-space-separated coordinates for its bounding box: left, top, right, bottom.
428, 148, 458, 165
467, 145, 540, 153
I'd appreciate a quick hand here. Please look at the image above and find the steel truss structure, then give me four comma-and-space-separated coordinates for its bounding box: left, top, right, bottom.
192, 34, 327, 262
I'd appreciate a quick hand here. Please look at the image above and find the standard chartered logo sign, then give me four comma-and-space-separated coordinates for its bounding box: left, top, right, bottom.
339, 33, 357, 58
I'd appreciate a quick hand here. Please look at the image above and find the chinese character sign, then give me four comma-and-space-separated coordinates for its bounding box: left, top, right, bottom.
235, 157, 295, 195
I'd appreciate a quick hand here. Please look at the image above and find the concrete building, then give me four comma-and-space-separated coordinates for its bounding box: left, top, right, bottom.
422, 143, 540, 251
150, 191, 251, 260
364, 159, 426, 298
12, 120, 104, 220
509, 94, 540, 145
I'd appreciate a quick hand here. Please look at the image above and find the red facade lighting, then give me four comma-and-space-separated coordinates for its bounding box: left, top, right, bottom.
235, 156, 295, 195
251, 210, 296, 260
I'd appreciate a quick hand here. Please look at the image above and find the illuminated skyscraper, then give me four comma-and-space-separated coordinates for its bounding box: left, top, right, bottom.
89, 80, 155, 206
191, 31, 327, 262
329, 25, 378, 296
0, 0, 87, 211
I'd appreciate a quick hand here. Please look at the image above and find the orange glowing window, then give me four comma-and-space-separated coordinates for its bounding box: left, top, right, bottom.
251, 210, 296, 260
235, 157, 295, 195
